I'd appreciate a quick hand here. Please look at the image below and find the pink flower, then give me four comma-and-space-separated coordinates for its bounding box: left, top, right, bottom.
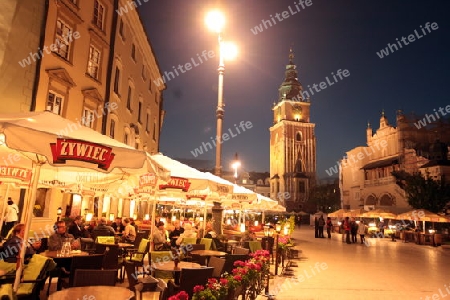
233, 275, 242, 281
207, 278, 218, 284
220, 278, 228, 285
193, 285, 204, 293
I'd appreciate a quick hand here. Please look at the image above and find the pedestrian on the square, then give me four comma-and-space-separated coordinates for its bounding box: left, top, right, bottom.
350, 218, 358, 243
326, 217, 333, 238
318, 215, 325, 238
344, 217, 351, 244
358, 220, 367, 244
314, 217, 319, 238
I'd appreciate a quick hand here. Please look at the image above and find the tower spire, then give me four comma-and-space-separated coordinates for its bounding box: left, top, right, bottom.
289, 45, 294, 65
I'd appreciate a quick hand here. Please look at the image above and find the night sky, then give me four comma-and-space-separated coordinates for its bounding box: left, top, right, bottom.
138, 1, 450, 180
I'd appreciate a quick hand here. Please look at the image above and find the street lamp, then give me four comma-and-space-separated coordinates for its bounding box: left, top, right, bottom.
274, 223, 282, 275
231, 152, 240, 184
205, 10, 238, 177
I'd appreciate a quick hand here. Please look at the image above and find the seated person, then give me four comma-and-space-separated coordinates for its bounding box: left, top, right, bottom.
1, 224, 41, 263
202, 222, 217, 239
91, 217, 115, 239
176, 223, 198, 246
48, 221, 80, 251
169, 221, 184, 247
111, 217, 125, 233
68, 216, 86, 239
240, 230, 256, 243
122, 218, 136, 243
153, 221, 171, 250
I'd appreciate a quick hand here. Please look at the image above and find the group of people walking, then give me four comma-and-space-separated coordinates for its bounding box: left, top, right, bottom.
314, 215, 368, 244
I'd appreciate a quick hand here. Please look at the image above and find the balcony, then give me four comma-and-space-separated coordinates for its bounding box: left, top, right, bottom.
364, 176, 396, 187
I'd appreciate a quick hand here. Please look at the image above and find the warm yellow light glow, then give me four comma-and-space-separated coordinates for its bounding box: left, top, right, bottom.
109, 213, 115, 221
254, 221, 259, 226
240, 223, 246, 233
221, 42, 238, 60
86, 213, 93, 222
275, 223, 281, 233
283, 226, 289, 235
226, 219, 231, 225
205, 10, 225, 33
171, 215, 177, 222
144, 214, 150, 220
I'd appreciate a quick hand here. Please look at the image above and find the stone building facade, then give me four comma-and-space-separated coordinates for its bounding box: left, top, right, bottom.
339, 111, 450, 213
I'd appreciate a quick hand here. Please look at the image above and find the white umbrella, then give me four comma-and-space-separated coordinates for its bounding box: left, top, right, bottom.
0, 111, 160, 292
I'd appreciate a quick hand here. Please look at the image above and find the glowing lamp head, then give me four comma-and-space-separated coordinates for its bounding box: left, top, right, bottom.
205, 10, 225, 33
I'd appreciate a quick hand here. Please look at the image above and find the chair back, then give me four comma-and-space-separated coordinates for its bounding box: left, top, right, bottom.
130, 238, 149, 262
233, 246, 250, 255
134, 231, 147, 248
200, 238, 212, 250
72, 269, 117, 287
211, 238, 226, 252
80, 238, 95, 252
150, 251, 173, 280
178, 267, 214, 298
96, 236, 115, 244
15, 254, 55, 298
68, 254, 104, 287
207, 256, 225, 278
181, 237, 197, 245
92, 228, 114, 240
223, 254, 249, 274
99, 244, 120, 270
123, 260, 140, 289
248, 241, 262, 253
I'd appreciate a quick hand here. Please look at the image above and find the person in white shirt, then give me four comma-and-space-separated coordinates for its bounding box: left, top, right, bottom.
2, 198, 19, 238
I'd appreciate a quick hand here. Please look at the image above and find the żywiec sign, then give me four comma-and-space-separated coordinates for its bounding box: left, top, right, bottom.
50, 139, 115, 170
139, 173, 157, 187
159, 176, 191, 192
231, 194, 250, 202
0, 166, 31, 181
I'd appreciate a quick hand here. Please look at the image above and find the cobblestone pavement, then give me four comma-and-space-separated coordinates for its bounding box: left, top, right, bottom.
268, 226, 450, 300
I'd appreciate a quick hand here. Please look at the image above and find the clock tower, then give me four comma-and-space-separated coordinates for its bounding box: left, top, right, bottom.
269, 48, 316, 211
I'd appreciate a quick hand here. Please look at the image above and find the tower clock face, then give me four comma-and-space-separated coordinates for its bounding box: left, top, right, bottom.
292, 104, 302, 112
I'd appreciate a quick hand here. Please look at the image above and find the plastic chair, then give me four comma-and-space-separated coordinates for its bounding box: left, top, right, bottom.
248, 241, 262, 252
207, 256, 225, 278
149, 251, 173, 281
200, 238, 212, 250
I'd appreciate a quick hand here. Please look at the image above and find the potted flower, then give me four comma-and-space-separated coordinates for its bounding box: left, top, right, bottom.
168, 291, 189, 300
192, 278, 230, 300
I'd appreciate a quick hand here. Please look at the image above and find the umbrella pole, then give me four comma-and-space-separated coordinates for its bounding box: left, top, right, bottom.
0, 184, 11, 236
202, 204, 207, 238
14, 161, 42, 292
150, 194, 157, 251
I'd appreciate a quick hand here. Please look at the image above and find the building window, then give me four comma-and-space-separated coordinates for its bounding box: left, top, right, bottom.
87, 44, 101, 79
93, 0, 105, 30
296, 131, 302, 142
131, 44, 136, 61
54, 19, 72, 60
137, 101, 142, 123
152, 120, 156, 141
126, 86, 133, 111
82, 108, 95, 128
109, 119, 115, 138
118, 19, 125, 39
124, 133, 128, 145
113, 66, 120, 95
47, 91, 63, 115
298, 181, 305, 193
146, 113, 150, 132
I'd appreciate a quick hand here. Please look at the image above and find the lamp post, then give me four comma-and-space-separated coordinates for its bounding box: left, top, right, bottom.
274, 223, 281, 275
231, 152, 240, 184
205, 11, 237, 177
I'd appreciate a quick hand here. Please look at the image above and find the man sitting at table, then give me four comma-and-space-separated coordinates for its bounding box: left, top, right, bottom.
48, 221, 80, 251
68, 216, 86, 239
1, 223, 41, 263
91, 217, 115, 240
169, 220, 184, 247
111, 217, 125, 233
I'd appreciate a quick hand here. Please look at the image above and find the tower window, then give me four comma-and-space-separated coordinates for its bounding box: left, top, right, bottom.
296, 131, 302, 142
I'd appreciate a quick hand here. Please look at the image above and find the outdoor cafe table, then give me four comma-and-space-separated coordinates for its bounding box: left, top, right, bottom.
152, 261, 201, 284
190, 250, 227, 257
41, 250, 90, 259
49, 285, 134, 300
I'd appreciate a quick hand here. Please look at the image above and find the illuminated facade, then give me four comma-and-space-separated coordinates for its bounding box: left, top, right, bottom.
269, 49, 317, 212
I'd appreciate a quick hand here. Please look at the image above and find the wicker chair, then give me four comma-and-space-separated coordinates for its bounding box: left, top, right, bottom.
60, 254, 105, 288
233, 246, 250, 255
72, 269, 117, 287
207, 256, 225, 278
123, 260, 161, 300
167, 267, 214, 299
223, 254, 249, 274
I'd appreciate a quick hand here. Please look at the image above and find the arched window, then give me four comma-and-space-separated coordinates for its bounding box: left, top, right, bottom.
365, 195, 377, 205
296, 131, 302, 142
379, 194, 394, 206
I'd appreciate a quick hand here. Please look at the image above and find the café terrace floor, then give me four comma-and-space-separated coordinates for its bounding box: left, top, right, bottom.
40, 226, 450, 300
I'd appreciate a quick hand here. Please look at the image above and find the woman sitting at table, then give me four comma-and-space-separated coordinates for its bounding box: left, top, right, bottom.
176, 223, 198, 246
1, 223, 41, 263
